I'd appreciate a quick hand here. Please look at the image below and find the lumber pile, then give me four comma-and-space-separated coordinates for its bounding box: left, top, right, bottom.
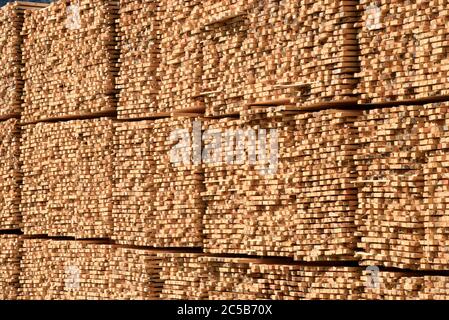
292, 110, 360, 262
113, 118, 204, 247
0, 2, 46, 119
201, 0, 251, 117
201, 257, 363, 300
203, 108, 359, 261
355, 106, 426, 269
116, 0, 161, 119
19, 239, 112, 300
20, 118, 114, 238
109, 247, 163, 300
202, 113, 296, 257
157, 0, 203, 112
21, 0, 119, 123
421, 276, 449, 300
361, 270, 423, 300
355, 102, 449, 271
0, 119, 21, 230
246, 0, 359, 109
201, 0, 359, 117
419, 102, 449, 270
158, 252, 205, 300
0, 235, 22, 300
357, 0, 449, 103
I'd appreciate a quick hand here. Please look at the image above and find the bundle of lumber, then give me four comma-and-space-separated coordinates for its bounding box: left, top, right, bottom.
292, 110, 360, 262
0, 119, 21, 230
19, 239, 112, 300
201, 0, 359, 117
355, 105, 426, 269
158, 252, 206, 300
0, 2, 47, 119
357, 0, 449, 103
20, 118, 114, 238
419, 102, 449, 270
157, 0, 204, 112
421, 276, 449, 300
201, 0, 251, 117
202, 257, 306, 300
21, 0, 119, 123
245, 0, 359, 110
202, 113, 296, 257
0, 235, 22, 300
113, 118, 204, 247
361, 270, 423, 300
109, 247, 163, 300
201, 257, 363, 300
203, 108, 360, 261
116, 0, 161, 119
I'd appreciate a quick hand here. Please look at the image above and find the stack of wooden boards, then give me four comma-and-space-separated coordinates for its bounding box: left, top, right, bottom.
355, 105, 426, 269
203, 108, 359, 261
362, 270, 449, 300
20, 119, 114, 238
0, 2, 47, 119
113, 118, 204, 248
0, 119, 21, 230
357, 0, 449, 103
202, 0, 360, 117
157, 0, 204, 112
19, 239, 112, 300
356, 102, 449, 271
116, 0, 160, 119
0, 235, 21, 300
21, 0, 119, 123
198, 257, 362, 300
18, 240, 203, 300
201, 0, 252, 117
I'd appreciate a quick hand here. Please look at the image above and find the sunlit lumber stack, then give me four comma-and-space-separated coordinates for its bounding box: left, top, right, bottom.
19, 239, 112, 300
157, 0, 203, 112
203, 108, 359, 261
419, 102, 449, 270
355, 106, 426, 269
113, 118, 204, 247
21, 0, 119, 123
361, 270, 423, 300
158, 252, 205, 300
202, 112, 296, 257
420, 276, 449, 300
242, 0, 359, 113
116, 0, 161, 119
0, 2, 47, 119
20, 119, 114, 238
201, 0, 252, 117
292, 110, 360, 262
357, 0, 449, 103
0, 119, 21, 230
0, 235, 22, 300
303, 266, 362, 300
109, 247, 163, 300
201, 257, 305, 300
201, 257, 363, 300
